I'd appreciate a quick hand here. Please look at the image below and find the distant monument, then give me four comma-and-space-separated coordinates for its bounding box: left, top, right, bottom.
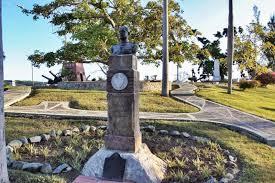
62, 63, 86, 81
82, 26, 166, 183
213, 60, 221, 81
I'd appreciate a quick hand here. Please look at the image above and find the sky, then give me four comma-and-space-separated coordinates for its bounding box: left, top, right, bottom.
3, 0, 275, 82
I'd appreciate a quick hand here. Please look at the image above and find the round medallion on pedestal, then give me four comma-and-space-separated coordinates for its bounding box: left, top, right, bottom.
111, 73, 128, 91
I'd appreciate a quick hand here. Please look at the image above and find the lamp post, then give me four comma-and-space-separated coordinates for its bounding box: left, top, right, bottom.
227, 0, 234, 94
31, 64, 34, 87
161, 0, 169, 97
0, 0, 10, 181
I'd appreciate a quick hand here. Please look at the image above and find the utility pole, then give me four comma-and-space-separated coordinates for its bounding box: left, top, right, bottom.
161, 0, 169, 97
31, 64, 34, 87
0, 0, 10, 181
227, 0, 234, 94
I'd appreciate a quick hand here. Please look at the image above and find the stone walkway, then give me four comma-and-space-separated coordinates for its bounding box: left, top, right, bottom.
4, 87, 31, 108
4, 84, 275, 147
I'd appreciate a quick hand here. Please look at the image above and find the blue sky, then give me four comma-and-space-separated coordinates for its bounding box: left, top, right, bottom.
3, 0, 275, 81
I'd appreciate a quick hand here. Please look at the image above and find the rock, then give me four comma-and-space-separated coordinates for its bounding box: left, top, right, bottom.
63, 129, 73, 136
80, 125, 90, 133
53, 163, 69, 174
8, 140, 23, 149
56, 130, 63, 136
63, 166, 72, 173
49, 130, 57, 138
97, 125, 107, 130
143, 125, 155, 133
19, 137, 29, 145
90, 126, 97, 132
225, 173, 234, 180
169, 130, 181, 136
41, 163, 53, 174
228, 155, 237, 162
41, 134, 51, 141
192, 136, 210, 143
159, 130, 169, 135
7, 157, 14, 167
224, 150, 230, 156
205, 176, 217, 183
29, 136, 42, 143
219, 177, 229, 183
227, 161, 238, 168
22, 162, 43, 172
12, 161, 27, 170
72, 127, 80, 133
6, 146, 13, 155
82, 144, 166, 183
181, 132, 191, 138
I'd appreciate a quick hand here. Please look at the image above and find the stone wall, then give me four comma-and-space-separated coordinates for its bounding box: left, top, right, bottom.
57, 81, 106, 90
56, 81, 171, 91
139, 81, 172, 92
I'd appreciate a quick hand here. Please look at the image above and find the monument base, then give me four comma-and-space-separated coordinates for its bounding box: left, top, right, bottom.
82, 144, 166, 183
213, 76, 221, 82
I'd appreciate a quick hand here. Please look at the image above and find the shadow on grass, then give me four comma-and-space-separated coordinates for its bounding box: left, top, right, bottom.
260, 107, 275, 112
217, 85, 243, 92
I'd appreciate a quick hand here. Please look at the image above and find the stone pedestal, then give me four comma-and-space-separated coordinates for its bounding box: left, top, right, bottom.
105, 55, 141, 152
82, 144, 166, 183
82, 55, 166, 183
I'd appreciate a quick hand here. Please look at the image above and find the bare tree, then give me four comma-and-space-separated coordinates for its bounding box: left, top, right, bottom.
227, 0, 234, 94
0, 0, 9, 182
162, 0, 169, 97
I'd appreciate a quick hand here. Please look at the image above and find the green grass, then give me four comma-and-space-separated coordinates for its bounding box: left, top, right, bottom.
150, 120, 275, 183
15, 89, 199, 113
196, 84, 275, 121
5, 117, 275, 183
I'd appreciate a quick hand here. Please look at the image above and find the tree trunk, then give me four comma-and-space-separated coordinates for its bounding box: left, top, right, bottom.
0, 0, 9, 182
227, 0, 234, 94
162, 0, 169, 97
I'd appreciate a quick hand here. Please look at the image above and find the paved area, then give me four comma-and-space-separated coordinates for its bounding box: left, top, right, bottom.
4, 84, 275, 146
4, 87, 31, 108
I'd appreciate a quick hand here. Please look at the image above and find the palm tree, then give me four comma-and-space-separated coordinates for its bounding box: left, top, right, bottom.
162, 0, 169, 97
227, 0, 234, 94
0, 0, 10, 182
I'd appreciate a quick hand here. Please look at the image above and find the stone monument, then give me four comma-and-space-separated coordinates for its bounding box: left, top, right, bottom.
82, 26, 166, 183
213, 60, 221, 81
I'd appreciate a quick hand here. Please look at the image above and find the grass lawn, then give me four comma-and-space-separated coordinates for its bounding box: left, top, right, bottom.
196, 84, 275, 121
5, 117, 275, 183
14, 89, 199, 113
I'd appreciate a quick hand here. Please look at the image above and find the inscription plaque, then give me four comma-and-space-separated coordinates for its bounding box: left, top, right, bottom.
102, 153, 126, 181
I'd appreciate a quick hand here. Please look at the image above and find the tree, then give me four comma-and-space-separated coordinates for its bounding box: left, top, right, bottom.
196, 36, 227, 80
263, 15, 275, 71
20, 0, 199, 69
0, 0, 10, 181
227, 0, 234, 94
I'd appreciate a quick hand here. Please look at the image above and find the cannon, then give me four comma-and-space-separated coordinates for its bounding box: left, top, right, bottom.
49, 71, 62, 83
42, 75, 55, 85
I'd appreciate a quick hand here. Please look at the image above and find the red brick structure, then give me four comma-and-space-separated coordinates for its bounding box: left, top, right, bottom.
62, 63, 86, 81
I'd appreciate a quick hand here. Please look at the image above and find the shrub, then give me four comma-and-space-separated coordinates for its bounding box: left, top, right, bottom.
4, 82, 10, 91
256, 72, 275, 87
239, 80, 260, 90
69, 97, 81, 109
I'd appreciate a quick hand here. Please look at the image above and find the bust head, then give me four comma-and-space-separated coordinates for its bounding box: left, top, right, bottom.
119, 26, 129, 43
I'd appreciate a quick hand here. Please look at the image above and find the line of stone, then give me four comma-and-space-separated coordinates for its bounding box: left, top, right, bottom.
6, 124, 239, 183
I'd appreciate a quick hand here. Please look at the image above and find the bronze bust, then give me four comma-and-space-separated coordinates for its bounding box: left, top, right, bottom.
111, 26, 138, 55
